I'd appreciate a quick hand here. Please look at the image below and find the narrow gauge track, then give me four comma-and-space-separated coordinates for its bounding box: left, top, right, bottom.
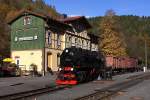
0, 72, 148, 100
75, 72, 150, 100
0, 85, 70, 100
0, 78, 96, 100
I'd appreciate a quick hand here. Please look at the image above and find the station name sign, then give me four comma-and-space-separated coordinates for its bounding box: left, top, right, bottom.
15, 36, 38, 41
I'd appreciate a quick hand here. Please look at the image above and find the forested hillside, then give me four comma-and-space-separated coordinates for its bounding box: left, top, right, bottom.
88, 14, 150, 65
0, 0, 60, 57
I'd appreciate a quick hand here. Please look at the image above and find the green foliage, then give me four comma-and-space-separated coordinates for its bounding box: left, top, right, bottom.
9, 63, 17, 67
30, 63, 37, 71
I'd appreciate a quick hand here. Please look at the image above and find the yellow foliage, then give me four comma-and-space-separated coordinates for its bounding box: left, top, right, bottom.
6, 10, 19, 22
99, 11, 127, 57
0, 4, 11, 20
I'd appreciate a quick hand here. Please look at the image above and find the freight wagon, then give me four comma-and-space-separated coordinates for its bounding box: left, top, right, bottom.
105, 56, 139, 74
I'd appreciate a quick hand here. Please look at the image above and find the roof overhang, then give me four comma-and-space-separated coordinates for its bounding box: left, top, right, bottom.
7, 9, 71, 32
8, 9, 46, 24
46, 17, 72, 33
59, 16, 92, 29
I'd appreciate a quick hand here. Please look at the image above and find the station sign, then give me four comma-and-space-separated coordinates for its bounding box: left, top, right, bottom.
15, 36, 38, 41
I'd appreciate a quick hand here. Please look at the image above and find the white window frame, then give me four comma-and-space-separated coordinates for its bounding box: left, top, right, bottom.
57, 34, 61, 46
24, 16, 31, 25
48, 32, 52, 45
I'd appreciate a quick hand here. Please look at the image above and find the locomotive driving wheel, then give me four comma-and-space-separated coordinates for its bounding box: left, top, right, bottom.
77, 71, 85, 82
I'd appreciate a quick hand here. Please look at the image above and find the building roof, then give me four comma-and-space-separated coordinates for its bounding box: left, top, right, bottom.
59, 16, 100, 37
7, 9, 71, 31
59, 16, 83, 22
7, 9, 98, 37
58, 16, 92, 29
8, 9, 46, 24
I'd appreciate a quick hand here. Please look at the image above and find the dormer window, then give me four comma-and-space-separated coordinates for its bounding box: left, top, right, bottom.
24, 16, 31, 25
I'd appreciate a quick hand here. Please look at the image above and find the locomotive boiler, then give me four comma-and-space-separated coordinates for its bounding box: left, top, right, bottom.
56, 46, 106, 85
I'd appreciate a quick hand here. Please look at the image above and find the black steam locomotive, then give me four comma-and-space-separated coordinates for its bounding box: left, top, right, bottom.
56, 46, 108, 85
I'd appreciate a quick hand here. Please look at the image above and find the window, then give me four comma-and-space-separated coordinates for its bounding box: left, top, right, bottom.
87, 41, 89, 50
75, 38, 78, 47
82, 40, 84, 48
57, 34, 61, 49
68, 36, 72, 47
65, 35, 73, 48
48, 32, 52, 45
46, 31, 52, 48
57, 54, 60, 67
78, 39, 81, 47
24, 16, 31, 25
17, 60, 19, 65
92, 44, 95, 51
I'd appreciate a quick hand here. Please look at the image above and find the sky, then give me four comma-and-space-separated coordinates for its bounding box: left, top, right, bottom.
44, 0, 150, 17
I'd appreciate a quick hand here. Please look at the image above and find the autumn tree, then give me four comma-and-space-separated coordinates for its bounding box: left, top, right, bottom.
0, 3, 11, 57
29, 0, 59, 18
99, 10, 127, 56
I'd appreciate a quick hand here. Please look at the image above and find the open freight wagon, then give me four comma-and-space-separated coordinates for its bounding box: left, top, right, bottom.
105, 56, 139, 74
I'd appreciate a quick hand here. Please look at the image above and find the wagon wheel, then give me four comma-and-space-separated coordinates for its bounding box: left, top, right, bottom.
77, 72, 84, 82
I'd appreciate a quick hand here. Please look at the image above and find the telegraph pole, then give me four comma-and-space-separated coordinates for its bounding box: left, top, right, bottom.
144, 39, 148, 71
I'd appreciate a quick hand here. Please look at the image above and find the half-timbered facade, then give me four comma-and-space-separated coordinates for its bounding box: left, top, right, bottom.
60, 16, 98, 51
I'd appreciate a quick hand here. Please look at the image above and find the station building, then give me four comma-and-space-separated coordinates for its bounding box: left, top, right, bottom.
8, 10, 99, 74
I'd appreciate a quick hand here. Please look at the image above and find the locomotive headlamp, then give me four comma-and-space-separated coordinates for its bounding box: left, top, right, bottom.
65, 49, 68, 53
71, 68, 74, 71
59, 68, 62, 71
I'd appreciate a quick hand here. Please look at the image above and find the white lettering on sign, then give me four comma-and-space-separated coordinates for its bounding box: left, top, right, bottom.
34, 36, 38, 40
15, 37, 18, 41
15, 36, 38, 41
19, 37, 33, 41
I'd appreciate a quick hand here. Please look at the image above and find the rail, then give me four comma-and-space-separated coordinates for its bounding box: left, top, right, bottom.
75, 72, 150, 100
0, 85, 70, 100
1, 72, 149, 100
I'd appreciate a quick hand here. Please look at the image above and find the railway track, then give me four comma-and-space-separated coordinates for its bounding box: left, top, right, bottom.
0, 85, 70, 100
0, 72, 149, 100
0, 78, 95, 100
75, 72, 150, 100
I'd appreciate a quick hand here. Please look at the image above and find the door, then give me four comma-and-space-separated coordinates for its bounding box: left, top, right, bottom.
47, 52, 52, 70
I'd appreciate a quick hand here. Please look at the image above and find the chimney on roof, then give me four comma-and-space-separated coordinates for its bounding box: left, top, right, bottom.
61, 14, 67, 19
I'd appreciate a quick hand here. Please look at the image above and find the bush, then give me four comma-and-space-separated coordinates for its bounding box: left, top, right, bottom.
30, 63, 39, 76
30, 63, 37, 71
10, 63, 18, 67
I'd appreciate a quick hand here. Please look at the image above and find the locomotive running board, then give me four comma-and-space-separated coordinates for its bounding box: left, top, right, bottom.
56, 80, 77, 85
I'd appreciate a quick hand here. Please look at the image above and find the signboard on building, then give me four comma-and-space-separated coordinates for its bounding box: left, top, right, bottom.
15, 36, 38, 41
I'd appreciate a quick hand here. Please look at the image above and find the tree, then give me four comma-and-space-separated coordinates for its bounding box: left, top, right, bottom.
0, 3, 11, 57
99, 10, 127, 56
34, 0, 45, 9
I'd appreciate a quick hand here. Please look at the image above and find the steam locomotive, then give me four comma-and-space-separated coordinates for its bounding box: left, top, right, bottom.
56, 46, 108, 85
56, 46, 139, 85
